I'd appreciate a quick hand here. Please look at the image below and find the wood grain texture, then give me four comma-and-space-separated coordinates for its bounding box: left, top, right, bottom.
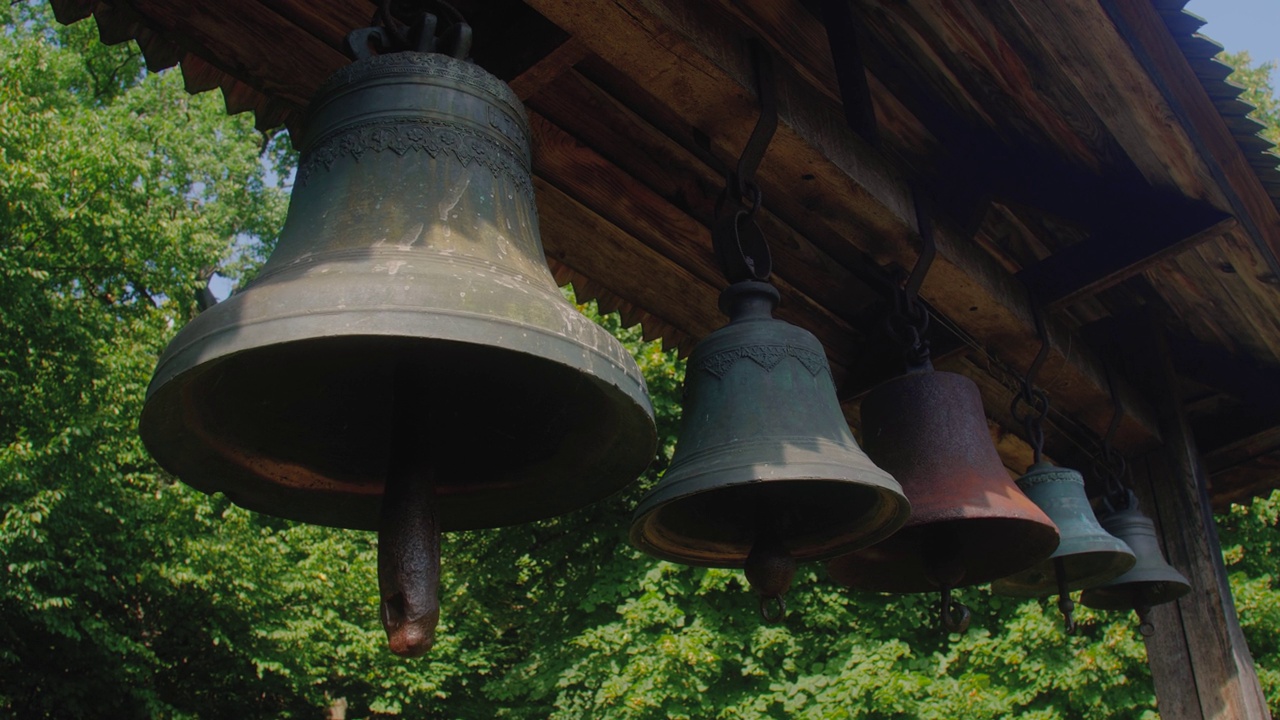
523, 0, 1161, 453
126, 0, 348, 106
1116, 318, 1271, 720
1098, 0, 1280, 286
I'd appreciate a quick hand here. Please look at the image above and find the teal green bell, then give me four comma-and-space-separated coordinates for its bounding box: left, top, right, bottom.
1080, 492, 1191, 613
630, 281, 910, 594
992, 462, 1135, 597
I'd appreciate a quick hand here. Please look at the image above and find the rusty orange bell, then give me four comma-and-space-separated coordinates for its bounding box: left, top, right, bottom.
828, 368, 1060, 596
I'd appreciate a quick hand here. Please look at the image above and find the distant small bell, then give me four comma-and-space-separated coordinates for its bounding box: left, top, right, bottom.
992, 462, 1135, 595
828, 368, 1060, 598
1081, 492, 1191, 616
630, 281, 910, 612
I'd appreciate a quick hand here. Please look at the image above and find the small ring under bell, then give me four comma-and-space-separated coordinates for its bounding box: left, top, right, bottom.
759, 594, 787, 623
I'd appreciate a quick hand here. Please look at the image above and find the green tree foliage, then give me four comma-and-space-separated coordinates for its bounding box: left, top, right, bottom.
1219, 491, 1280, 713
2, 5, 1278, 718
1224, 51, 1280, 149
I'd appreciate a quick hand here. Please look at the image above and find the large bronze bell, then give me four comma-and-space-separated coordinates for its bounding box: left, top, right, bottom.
1081, 492, 1191, 615
630, 281, 910, 613
140, 43, 656, 655
992, 462, 1135, 596
141, 50, 655, 530
827, 369, 1060, 600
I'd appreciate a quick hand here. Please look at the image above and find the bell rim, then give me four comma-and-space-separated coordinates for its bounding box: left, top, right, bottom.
142, 294, 657, 531
990, 545, 1138, 597
1079, 574, 1192, 610
826, 514, 1062, 593
629, 475, 912, 567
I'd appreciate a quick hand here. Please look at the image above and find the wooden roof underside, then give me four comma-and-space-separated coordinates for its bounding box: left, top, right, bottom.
49, 0, 1280, 508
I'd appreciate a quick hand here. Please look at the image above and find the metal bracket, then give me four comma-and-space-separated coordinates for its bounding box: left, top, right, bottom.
712, 38, 778, 284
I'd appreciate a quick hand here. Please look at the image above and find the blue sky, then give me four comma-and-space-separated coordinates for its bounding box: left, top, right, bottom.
1186, 0, 1280, 65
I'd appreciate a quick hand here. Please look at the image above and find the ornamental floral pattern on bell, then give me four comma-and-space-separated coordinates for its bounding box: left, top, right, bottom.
699, 344, 828, 379
296, 118, 532, 203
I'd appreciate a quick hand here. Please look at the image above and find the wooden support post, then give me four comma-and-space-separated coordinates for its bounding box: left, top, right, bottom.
1114, 319, 1270, 720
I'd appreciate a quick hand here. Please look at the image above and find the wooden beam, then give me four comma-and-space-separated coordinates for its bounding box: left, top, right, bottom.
521, 0, 1161, 452
1172, 332, 1280, 412
1114, 317, 1270, 720
122, 0, 348, 107
1019, 213, 1236, 308
1207, 450, 1280, 513
1095, 0, 1280, 281
508, 38, 589, 100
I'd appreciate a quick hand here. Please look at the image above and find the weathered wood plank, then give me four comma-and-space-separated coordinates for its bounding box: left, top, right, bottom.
508, 38, 588, 100
521, 0, 1161, 452
529, 109, 861, 378
127, 0, 348, 107
536, 179, 715, 354
1019, 213, 1236, 309
1097, 0, 1280, 284
254, 0, 373, 50
1113, 317, 1271, 720
1006, 0, 1223, 204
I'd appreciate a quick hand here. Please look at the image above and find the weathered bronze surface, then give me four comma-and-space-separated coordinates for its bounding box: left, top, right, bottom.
1080, 499, 1191, 612
992, 462, 1135, 597
139, 50, 657, 532
828, 369, 1060, 593
630, 281, 910, 573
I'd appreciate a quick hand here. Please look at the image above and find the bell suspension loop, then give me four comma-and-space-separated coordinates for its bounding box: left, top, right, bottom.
348, 0, 473, 60
712, 38, 776, 285
884, 189, 936, 373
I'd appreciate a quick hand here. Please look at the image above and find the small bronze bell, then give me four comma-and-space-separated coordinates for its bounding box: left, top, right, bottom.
1081, 491, 1191, 630
631, 281, 910, 616
991, 462, 1135, 630
827, 367, 1060, 627
991, 463, 1135, 593
141, 28, 656, 656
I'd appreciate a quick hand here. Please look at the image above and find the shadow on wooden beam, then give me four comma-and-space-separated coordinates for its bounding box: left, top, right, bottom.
1018, 207, 1234, 308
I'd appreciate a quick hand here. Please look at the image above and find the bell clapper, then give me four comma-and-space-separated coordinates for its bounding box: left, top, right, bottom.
939, 585, 972, 634
1054, 557, 1077, 634
378, 365, 442, 658
744, 533, 796, 623
378, 469, 441, 657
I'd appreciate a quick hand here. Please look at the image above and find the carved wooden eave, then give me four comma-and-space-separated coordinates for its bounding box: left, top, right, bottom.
47, 0, 1280, 506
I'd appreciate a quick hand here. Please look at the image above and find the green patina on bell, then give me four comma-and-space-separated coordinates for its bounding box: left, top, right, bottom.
992, 462, 1135, 597
140, 49, 657, 533
630, 281, 910, 574
1081, 494, 1191, 612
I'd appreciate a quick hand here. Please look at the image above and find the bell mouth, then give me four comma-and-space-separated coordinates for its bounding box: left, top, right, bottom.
142, 330, 656, 532
827, 515, 1062, 593
630, 474, 910, 567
